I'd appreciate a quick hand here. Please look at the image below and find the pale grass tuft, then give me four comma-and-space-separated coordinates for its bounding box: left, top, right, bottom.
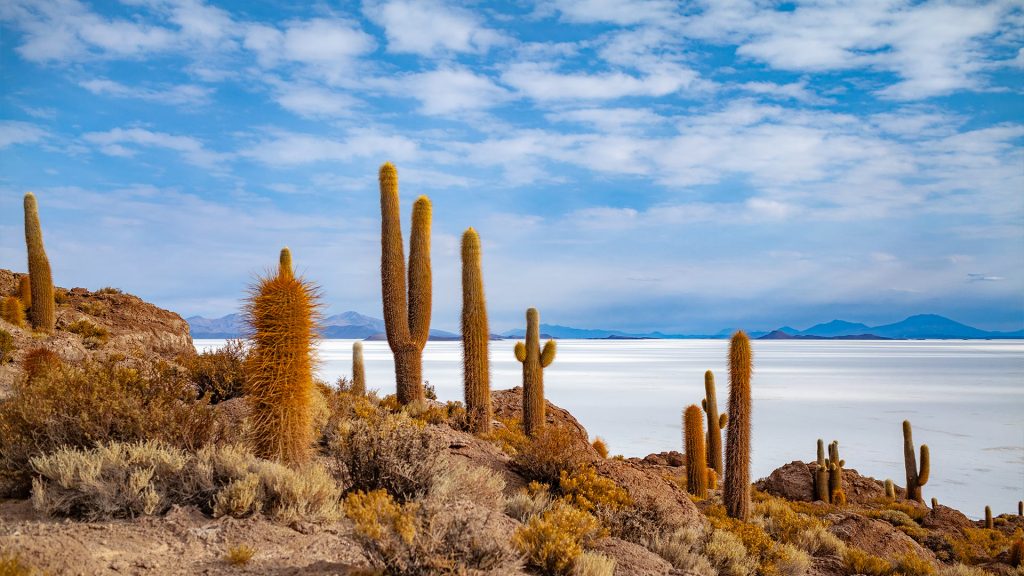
573, 552, 616, 576
772, 542, 811, 576
647, 527, 715, 575
225, 544, 256, 566
505, 487, 553, 523
793, 524, 846, 556
704, 529, 757, 576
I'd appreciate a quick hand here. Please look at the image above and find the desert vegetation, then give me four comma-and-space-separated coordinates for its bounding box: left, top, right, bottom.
1, 178, 1022, 576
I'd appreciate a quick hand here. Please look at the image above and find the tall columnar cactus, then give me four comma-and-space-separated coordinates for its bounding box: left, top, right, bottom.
19, 276, 31, 310
244, 248, 321, 465
461, 228, 492, 434
828, 441, 845, 503
701, 370, 728, 477
814, 439, 830, 502
724, 331, 752, 521
1, 296, 26, 327
379, 162, 432, 405
514, 308, 556, 436
985, 506, 993, 529
351, 341, 366, 396
23, 193, 54, 333
903, 420, 930, 502
885, 479, 896, 500
684, 404, 708, 498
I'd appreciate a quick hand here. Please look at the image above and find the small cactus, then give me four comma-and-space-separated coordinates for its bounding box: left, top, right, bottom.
724, 331, 752, 521
23, 193, 55, 333
243, 248, 321, 465
701, 370, 727, 477
1, 297, 25, 328
831, 489, 847, 505
985, 506, 993, 529
461, 228, 491, 434
351, 341, 366, 396
884, 479, 896, 500
515, 308, 556, 436
18, 276, 31, 310
828, 441, 845, 504
683, 404, 708, 498
279, 247, 293, 277
1011, 530, 1023, 567
814, 439, 830, 502
902, 420, 929, 502
379, 162, 432, 405
1019, 500, 1022, 517
931, 497, 938, 509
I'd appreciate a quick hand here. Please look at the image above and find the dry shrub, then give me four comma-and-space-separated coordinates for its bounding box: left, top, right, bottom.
30, 441, 341, 524
769, 542, 811, 576
65, 319, 109, 348
704, 529, 757, 576
753, 496, 823, 545
0, 329, 14, 364
225, 544, 256, 566
513, 501, 605, 575
937, 564, 995, 576
95, 287, 122, 295
572, 552, 615, 576
20, 347, 61, 380
0, 551, 33, 576
842, 547, 893, 576
344, 489, 520, 575
705, 502, 774, 560
892, 553, 935, 576
428, 458, 505, 510
608, 493, 677, 544
558, 465, 631, 513
949, 526, 1015, 564
328, 411, 446, 502
869, 497, 929, 521
591, 437, 609, 459
869, 508, 920, 528
484, 417, 531, 456
512, 425, 590, 484
506, 486, 554, 523
793, 524, 845, 557
185, 339, 248, 403
78, 301, 106, 316
0, 358, 217, 497
647, 526, 716, 575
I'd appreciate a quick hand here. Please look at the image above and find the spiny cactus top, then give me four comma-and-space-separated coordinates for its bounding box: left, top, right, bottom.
461, 227, 492, 434
23, 192, 55, 333
724, 330, 752, 520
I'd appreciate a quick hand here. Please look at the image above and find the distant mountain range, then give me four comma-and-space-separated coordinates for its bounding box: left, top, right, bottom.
188, 312, 1024, 340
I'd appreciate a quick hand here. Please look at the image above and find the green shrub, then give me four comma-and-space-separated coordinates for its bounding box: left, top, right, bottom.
0, 357, 218, 497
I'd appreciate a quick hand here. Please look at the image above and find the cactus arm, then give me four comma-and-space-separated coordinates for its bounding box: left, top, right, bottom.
701, 398, 707, 411
279, 247, 293, 277
719, 413, 728, 429
918, 444, 930, 486
514, 341, 526, 362
540, 339, 556, 367
408, 195, 432, 349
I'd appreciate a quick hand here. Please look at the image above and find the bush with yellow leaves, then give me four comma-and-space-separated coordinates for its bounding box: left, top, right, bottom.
513, 500, 605, 575
558, 465, 632, 514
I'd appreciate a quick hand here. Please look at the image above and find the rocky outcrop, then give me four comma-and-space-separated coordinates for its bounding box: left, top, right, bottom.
0, 269, 195, 393
590, 537, 673, 576
827, 513, 937, 564
755, 461, 887, 503
492, 387, 594, 450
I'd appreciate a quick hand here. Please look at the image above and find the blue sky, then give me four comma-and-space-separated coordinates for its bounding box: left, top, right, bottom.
1, 0, 1022, 333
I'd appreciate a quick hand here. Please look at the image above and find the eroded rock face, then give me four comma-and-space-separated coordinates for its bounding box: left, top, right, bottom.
0, 268, 196, 393
755, 461, 887, 504
827, 513, 937, 564
590, 537, 673, 576
596, 458, 706, 534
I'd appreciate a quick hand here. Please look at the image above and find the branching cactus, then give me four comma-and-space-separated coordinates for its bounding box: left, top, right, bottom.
351, 341, 366, 396
461, 228, 492, 434
23, 193, 54, 333
814, 439, 830, 502
515, 308, 555, 436
828, 441, 845, 504
684, 405, 708, 498
379, 162, 432, 405
903, 420, 930, 502
19, 276, 31, 310
701, 370, 728, 477
244, 248, 321, 465
724, 331, 752, 520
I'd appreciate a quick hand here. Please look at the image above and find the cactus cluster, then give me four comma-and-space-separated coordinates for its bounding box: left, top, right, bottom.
683, 404, 708, 498
724, 331, 752, 521
461, 228, 492, 434
243, 247, 321, 465
903, 420, 930, 503
515, 308, 556, 436
701, 370, 728, 478
379, 162, 432, 406
813, 439, 845, 504
23, 193, 55, 333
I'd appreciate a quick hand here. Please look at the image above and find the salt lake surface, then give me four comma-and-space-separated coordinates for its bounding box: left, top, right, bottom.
195, 338, 1024, 517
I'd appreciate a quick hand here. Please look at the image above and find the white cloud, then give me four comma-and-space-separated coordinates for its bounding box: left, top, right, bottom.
548, 0, 678, 26
548, 107, 662, 132
270, 84, 361, 118
389, 69, 512, 115
365, 0, 508, 55
241, 130, 418, 166
502, 62, 699, 101
0, 121, 48, 149
83, 127, 228, 168
80, 78, 213, 106
243, 18, 375, 73
736, 80, 832, 105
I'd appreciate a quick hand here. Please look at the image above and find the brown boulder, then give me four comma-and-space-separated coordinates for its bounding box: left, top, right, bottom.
595, 458, 705, 534
755, 462, 887, 504
827, 512, 936, 564
641, 451, 685, 467
435, 425, 530, 496
590, 537, 672, 576
921, 503, 974, 532
492, 387, 593, 448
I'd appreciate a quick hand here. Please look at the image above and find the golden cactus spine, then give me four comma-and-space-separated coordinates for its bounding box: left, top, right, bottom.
1, 296, 26, 327
514, 307, 556, 436
244, 248, 321, 465
684, 404, 708, 498
701, 370, 727, 477
379, 163, 432, 405
23, 193, 54, 333
903, 420, 929, 502
19, 276, 31, 310
724, 331, 752, 520
351, 341, 366, 396
461, 228, 491, 434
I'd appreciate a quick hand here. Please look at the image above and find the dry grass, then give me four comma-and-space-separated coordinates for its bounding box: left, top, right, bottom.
842, 547, 892, 576
949, 526, 1017, 564
768, 542, 811, 576
792, 524, 845, 557
0, 357, 218, 497
591, 437, 609, 459
572, 552, 615, 576
483, 416, 531, 456
558, 465, 632, 513
0, 551, 34, 576
0, 329, 13, 363
511, 424, 590, 484
184, 339, 248, 404
647, 527, 715, 575
505, 485, 554, 522
705, 502, 774, 560
224, 544, 256, 566
703, 529, 757, 576
513, 501, 605, 575
892, 553, 935, 576
65, 319, 109, 348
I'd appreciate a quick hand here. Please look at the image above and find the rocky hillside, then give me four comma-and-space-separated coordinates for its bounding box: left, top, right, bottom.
0, 268, 195, 394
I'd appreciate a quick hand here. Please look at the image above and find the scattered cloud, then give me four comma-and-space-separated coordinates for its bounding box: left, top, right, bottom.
0, 121, 49, 149
80, 78, 213, 106
365, 0, 508, 55
502, 62, 699, 101
82, 127, 229, 169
